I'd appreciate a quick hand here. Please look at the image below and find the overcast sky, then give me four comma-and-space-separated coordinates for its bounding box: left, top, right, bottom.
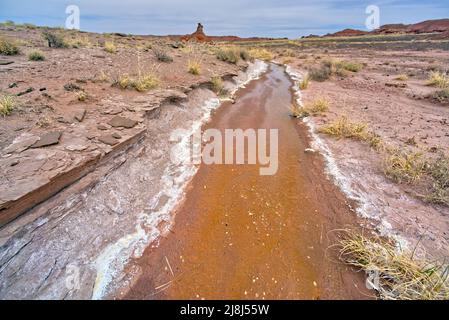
1, 0, 448, 38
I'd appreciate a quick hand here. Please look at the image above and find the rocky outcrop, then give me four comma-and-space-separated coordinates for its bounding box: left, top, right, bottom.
181, 23, 211, 42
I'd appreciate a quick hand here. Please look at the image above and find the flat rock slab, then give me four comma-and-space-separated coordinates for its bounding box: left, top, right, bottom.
0, 60, 14, 65
31, 131, 62, 148
74, 109, 86, 122
108, 116, 137, 129
3, 134, 40, 154
98, 134, 119, 146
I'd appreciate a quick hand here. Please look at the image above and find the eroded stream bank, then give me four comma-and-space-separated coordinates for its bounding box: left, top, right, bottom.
125, 64, 371, 300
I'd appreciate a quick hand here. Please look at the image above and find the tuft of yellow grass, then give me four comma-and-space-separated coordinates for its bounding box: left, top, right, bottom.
427, 71, 449, 89
0, 94, 16, 116
104, 41, 117, 54
319, 116, 382, 149
248, 48, 273, 61
187, 60, 201, 75
115, 73, 159, 92
338, 230, 449, 300
28, 50, 45, 61
299, 74, 310, 90
76, 91, 87, 102
394, 74, 409, 81
384, 150, 426, 184
0, 37, 20, 55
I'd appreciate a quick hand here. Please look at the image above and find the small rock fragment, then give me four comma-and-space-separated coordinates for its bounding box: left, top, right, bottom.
31, 131, 62, 148
74, 109, 86, 122
97, 124, 108, 130
108, 116, 137, 129
98, 134, 119, 146
112, 132, 122, 139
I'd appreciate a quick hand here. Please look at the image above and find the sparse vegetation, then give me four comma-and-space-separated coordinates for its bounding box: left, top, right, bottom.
432, 89, 449, 104
42, 31, 67, 48
427, 71, 449, 89
319, 116, 382, 149
76, 91, 88, 102
188, 60, 201, 75
216, 48, 240, 64
67, 36, 92, 48
394, 74, 409, 81
299, 74, 310, 90
0, 37, 20, 55
296, 97, 329, 117
248, 48, 273, 61
310, 59, 363, 82
424, 154, 449, 206
339, 230, 449, 300
104, 41, 117, 54
210, 76, 228, 97
28, 50, 45, 61
384, 150, 426, 184
115, 73, 159, 92
0, 94, 16, 116
153, 48, 173, 62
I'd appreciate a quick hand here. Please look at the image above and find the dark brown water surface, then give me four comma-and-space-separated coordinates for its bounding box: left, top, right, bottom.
125, 64, 372, 300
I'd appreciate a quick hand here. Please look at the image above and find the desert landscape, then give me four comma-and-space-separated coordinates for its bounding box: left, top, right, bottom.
0, 14, 449, 301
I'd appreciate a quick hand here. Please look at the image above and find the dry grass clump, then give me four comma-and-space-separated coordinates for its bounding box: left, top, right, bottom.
319, 116, 382, 149
384, 150, 426, 184
424, 154, 449, 206
0, 37, 20, 55
339, 230, 449, 300
216, 47, 240, 64
310, 59, 363, 82
28, 50, 45, 61
115, 73, 159, 92
0, 94, 16, 116
296, 97, 329, 117
394, 74, 409, 81
299, 74, 310, 90
153, 48, 173, 62
42, 31, 67, 48
248, 48, 273, 61
427, 71, 449, 89
432, 89, 449, 104
76, 91, 88, 102
210, 76, 228, 97
104, 41, 117, 54
67, 36, 92, 48
187, 60, 201, 75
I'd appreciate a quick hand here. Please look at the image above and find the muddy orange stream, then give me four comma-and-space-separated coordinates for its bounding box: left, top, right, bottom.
125, 64, 371, 300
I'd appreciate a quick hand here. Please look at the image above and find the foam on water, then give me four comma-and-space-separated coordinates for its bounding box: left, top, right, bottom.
91, 60, 268, 299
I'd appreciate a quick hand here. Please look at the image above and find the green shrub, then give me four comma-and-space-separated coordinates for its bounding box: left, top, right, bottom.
216, 48, 240, 64
153, 49, 173, 62
0, 94, 16, 116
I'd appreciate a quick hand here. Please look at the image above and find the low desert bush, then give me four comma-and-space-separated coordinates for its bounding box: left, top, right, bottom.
297, 97, 329, 117
216, 48, 240, 64
104, 41, 117, 54
319, 116, 382, 149
67, 36, 92, 48
248, 48, 273, 61
424, 154, 449, 206
188, 60, 201, 75
309, 65, 331, 82
339, 230, 449, 300
210, 76, 228, 97
153, 48, 173, 62
28, 50, 45, 61
0, 94, 16, 116
427, 71, 449, 89
0, 37, 20, 55
432, 89, 449, 104
115, 73, 159, 92
384, 150, 426, 184
42, 31, 67, 48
